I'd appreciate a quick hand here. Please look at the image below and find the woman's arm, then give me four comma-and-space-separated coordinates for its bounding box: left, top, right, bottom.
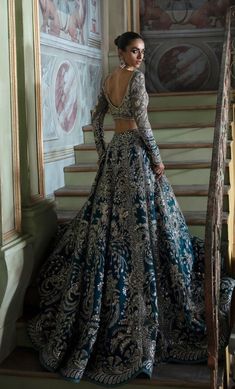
130, 71, 163, 167
91, 88, 109, 161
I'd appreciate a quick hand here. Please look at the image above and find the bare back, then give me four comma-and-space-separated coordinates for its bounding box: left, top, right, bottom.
103, 68, 137, 132
104, 68, 134, 108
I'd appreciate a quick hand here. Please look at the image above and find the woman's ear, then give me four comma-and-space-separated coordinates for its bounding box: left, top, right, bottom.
118, 48, 125, 68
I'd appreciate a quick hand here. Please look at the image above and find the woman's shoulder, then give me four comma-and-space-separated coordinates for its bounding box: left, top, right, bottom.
131, 69, 145, 83
133, 69, 144, 77
102, 68, 145, 94
130, 69, 146, 90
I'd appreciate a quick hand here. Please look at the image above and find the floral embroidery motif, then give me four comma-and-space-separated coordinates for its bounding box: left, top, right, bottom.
28, 71, 235, 386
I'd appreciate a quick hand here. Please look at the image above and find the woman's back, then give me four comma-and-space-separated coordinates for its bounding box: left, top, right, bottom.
104, 68, 135, 108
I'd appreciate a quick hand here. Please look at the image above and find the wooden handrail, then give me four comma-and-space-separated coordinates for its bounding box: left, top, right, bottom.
204, 6, 234, 389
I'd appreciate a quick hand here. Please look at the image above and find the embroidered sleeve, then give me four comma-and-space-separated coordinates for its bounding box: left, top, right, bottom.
91, 88, 109, 160
130, 71, 162, 165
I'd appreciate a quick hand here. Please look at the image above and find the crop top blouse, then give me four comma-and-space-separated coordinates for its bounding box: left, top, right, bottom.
91, 69, 162, 166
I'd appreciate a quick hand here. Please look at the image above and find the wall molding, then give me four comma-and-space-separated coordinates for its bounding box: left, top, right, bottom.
32, 0, 45, 198
44, 146, 75, 163
142, 28, 225, 40
7, 0, 21, 241
41, 33, 102, 59
88, 37, 101, 49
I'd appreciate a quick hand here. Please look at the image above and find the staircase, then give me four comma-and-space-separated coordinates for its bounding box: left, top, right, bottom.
56, 91, 232, 249
0, 91, 234, 389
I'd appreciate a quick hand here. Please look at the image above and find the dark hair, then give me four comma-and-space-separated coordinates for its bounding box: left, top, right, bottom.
114, 31, 144, 51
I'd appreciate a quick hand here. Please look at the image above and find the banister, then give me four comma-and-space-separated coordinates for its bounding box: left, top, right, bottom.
204, 6, 234, 389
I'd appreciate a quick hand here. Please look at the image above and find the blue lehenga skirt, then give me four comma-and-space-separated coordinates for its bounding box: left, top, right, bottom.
28, 130, 235, 386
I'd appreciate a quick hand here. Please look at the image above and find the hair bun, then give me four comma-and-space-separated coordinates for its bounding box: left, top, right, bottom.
114, 32, 143, 50
114, 35, 121, 47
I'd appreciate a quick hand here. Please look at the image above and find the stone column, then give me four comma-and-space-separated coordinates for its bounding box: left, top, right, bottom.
0, 0, 34, 362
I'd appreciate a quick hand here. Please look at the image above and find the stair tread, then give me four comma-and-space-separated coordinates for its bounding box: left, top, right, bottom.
75, 141, 216, 150
55, 184, 230, 197
0, 346, 223, 387
55, 186, 91, 196
64, 163, 97, 172
148, 104, 216, 112
149, 91, 217, 97
64, 160, 215, 172
83, 123, 215, 131
173, 184, 229, 195
184, 211, 228, 224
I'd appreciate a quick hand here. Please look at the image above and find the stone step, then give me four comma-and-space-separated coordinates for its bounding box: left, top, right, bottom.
63, 160, 230, 187
83, 125, 215, 143
75, 141, 215, 150
55, 194, 228, 214
75, 141, 232, 164
64, 161, 215, 172
149, 105, 216, 112
102, 107, 215, 126
0, 346, 224, 389
104, 102, 216, 126
54, 184, 230, 213
148, 91, 217, 108
74, 141, 216, 164
63, 164, 211, 187
56, 183, 223, 196
56, 209, 229, 240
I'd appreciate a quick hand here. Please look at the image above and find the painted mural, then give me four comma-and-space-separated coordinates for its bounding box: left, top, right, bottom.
38, 0, 102, 196
140, 0, 229, 30
157, 45, 210, 90
54, 61, 78, 132
39, 0, 87, 43
89, 0, 100, 37
140, 0, 231, 92
41, 54, 58, 140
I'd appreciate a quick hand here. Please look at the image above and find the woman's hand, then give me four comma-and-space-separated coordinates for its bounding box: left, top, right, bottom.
153, 162, 165, 178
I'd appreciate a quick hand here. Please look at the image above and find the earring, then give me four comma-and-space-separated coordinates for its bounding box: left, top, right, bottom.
119, 56, 126, 69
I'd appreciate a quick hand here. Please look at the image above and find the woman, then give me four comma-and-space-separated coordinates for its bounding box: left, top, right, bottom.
28, 31, 235, 386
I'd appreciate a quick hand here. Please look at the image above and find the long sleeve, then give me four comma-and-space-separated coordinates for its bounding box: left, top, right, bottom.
130, 71, 162, 165
91, 88, 109, 160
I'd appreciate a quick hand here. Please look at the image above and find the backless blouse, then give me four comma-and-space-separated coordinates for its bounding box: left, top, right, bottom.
91, 69, 162, 166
